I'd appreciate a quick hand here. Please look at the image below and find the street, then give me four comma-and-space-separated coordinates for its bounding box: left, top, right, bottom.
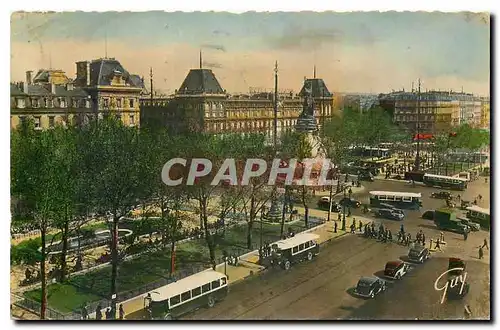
183, 177, 490, 320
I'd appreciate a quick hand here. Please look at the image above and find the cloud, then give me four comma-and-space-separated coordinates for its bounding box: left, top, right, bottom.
201, 44, 226, 52
268, 24, 342, 50
203, 61, 223, 69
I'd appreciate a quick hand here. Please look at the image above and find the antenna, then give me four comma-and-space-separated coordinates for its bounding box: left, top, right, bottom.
150, 67, 153, 101
199, 49, 202, 69
105, 29, 108, 59
313, 65, 316, 79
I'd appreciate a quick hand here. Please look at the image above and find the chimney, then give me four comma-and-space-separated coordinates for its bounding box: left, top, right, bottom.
20, 81, 28, 94
26, 71, 33, 85
67, 82, 74, 91
86, 62, 90, 86
51, 83, 56, 94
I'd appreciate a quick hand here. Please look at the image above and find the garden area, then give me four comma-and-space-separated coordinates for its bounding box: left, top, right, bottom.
21, 218, 313, 315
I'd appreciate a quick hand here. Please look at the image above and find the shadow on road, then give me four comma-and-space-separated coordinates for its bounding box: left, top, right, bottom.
373, 270, 386, 278
418, 224, 438, 230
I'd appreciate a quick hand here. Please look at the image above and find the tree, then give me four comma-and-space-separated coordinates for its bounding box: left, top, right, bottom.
79, 117, 143, 318
11, 119, 64, 319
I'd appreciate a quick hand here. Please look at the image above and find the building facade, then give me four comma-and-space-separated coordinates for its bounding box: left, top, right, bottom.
380, 90, 486, 134
140, 67, 335, 138
10, 58, 144, 130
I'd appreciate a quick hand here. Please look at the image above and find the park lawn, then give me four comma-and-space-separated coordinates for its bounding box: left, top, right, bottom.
22, 219, 311, 314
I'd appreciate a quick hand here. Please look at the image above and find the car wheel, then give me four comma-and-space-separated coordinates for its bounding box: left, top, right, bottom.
284, 260, 291, 270
396, 273, 401, 280
419, 257, 423, 263
207, 295, 216, 308
164, 313, 173, 320
307, 251, 313, 261
370, 292, 375, 298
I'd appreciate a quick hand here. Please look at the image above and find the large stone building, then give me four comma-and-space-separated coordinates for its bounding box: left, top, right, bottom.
379, 90, 486, 134
140, 65, 335, 138
10, 58, 144, 130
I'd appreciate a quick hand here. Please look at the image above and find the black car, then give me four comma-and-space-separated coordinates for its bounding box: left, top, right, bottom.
354, 276, 386, 298
339, 198, 361, 208
408, 245, 430, 263
358, 173, 374, 182
317, 199, 342, 212
431, 191, 453, 200
376, 209, 405, 221
422, 210, 435, 220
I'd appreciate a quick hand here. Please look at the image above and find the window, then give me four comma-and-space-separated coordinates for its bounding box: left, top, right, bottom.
192, 287, 201, 297
169, 295, 181, 306
117, 98, 122, 108
16, 98, 25, 108
60, 98, 66, 108
34, 116, 41, 129
402, 196, 412, 202
304, 241, 310, 248
299, 243, 305, 251
395, 196, 402, 201
129, 99, 135, 108
292, 246, 299, 254
31, 98, 39, 108
202, 283, 211, 293
211, 280, 220, 289
220, 277, 227, 286
181, 291, 191, 301
48, 116, 55, 128
129, 115, 135, 125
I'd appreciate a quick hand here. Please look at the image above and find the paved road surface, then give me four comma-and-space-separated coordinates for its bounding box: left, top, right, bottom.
184, 178, 490, 320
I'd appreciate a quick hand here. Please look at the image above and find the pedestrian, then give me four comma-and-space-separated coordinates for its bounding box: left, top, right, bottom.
358, 220, 363, 232
485, 177, 488, 184
118, 304, 124, 320
105, 307, 112, 320
440, 232, 445, 244
482, 238, 489, 250
144, 293, 152, 310
81, 304, 88, 320
333, 221, 338, 233
352, 218, 356, 229
337, 213, 341, 222
350, 223, 355, 233
435, 239, 442, 251
400, 224, 405, 235
463, 230, 468, 241
422, 233, 426, 246
95, 304, 102, 320
473, 199, 477, 205
478, 246, 484, 259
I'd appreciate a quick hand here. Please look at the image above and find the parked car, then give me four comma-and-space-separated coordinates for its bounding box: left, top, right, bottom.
408, 245, 430, 263
317, 199, 341, 212
271, 233, 320, 270
358, 173, 374, 182
354, 276, 387, 298
384, 261, 411, 280
422, 210, 435, 220
376, 209, 405, 221
431, 191, 453, 200
458, 217, 480, 231
446, 258, 469, 300
339, 198, 361, 208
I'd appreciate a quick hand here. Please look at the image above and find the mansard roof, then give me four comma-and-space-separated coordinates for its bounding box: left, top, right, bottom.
299, 78, 332, 98
85, 58, 143, 88
177, 69, 225, 95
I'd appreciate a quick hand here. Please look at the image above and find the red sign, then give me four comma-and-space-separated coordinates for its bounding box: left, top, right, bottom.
413, 133, 434, 140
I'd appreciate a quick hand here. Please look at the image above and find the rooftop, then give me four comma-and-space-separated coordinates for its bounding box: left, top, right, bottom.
177, 68, 225, 95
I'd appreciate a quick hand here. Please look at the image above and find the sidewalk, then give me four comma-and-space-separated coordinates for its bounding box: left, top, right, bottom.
123, 209, 369, 320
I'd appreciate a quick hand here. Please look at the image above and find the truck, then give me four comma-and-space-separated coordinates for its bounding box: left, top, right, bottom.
434, 208, 469, 234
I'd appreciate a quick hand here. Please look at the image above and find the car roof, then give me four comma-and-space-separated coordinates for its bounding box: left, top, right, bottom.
275, 233, 320, 250
358, 276, 378, 284
410, 246, 426, 253
385, 261, 403, 268
151, 270, 227, 301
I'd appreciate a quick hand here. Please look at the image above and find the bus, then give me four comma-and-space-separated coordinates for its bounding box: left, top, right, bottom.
423, 173, 468, 191
466, 206, 490, 230
149, 270, 228, 319
369, 191, 422, 210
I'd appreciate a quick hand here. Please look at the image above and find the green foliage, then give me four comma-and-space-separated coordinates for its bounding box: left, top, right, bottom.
11, 238, 43, 266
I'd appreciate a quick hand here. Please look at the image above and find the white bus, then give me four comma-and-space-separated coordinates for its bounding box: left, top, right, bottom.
149, 270, 228, 319
466, 206, 490, 230
369, 191, 422, 210
423, 173, 468, 191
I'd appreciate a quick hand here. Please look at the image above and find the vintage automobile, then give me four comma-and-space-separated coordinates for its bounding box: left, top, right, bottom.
458, 217, 480, 231
422, 210, 435, 220
431, 191, 453, 200
446, 258, 469, 300
339, 198, 361, 208
354, 276, 387, 298
384, 261, 411, 280
408, 245, 430, 263
376, 209, 405, 221
271, 233, 320, 270
317, 198, 342, 212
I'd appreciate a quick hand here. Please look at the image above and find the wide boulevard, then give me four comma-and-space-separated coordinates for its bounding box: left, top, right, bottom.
183, 178, 490, 320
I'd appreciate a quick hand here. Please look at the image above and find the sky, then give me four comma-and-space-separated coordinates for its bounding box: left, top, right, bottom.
10, 11, 490, 95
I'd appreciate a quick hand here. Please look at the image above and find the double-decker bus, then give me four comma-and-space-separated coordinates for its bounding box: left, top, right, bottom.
149, 270, 228, 319
369, 191, 422, 210
423, 173, 468, 191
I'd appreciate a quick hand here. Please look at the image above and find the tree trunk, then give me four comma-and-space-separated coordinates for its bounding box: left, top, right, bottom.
279, 189, 287, 237
59, 216, 69, 283
246, 195, 255, 249
110, 215, 119, 319
40, 224, 47, 320
170, 240, 176, 275
201, 198, 216, 269
302, 187, 309, 227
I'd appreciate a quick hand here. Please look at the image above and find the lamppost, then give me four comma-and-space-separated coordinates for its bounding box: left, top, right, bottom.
341, 188, 347, 231
222, 250, 228, 276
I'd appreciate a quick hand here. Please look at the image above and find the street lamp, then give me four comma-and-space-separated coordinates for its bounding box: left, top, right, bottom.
341, 188, 347, 231
222, 250, 228, 276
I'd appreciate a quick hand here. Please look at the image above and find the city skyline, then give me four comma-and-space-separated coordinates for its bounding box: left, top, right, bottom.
11, 11, 490, 95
